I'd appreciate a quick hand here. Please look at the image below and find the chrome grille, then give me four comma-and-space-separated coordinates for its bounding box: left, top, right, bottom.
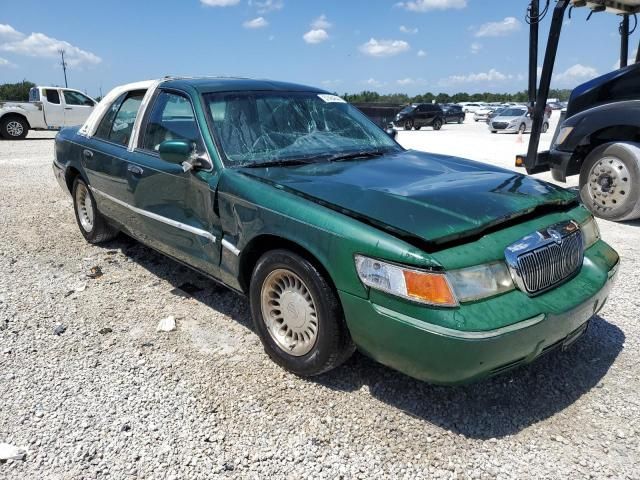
505, 221, 584, 296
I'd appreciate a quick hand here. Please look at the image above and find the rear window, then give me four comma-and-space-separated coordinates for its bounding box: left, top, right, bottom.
45, 89, 60, 104
95, 90, 146, 146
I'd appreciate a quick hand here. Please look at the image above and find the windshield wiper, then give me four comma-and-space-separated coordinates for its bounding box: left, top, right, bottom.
325, 150, 387, 163
240, 159, 314, 168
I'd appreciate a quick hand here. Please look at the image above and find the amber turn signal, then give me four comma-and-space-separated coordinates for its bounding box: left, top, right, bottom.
403, 270, 457, 306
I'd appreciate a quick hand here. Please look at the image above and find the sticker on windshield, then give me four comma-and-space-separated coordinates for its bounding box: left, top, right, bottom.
318, 94, 346, 104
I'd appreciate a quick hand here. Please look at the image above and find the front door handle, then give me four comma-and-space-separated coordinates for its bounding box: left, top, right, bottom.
64, 107, 73, 110
82, 149, 93, 159
127, 164, 144, 176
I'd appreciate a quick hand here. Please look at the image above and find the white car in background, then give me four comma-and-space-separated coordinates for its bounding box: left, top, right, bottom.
473, 107, 494, 122
0, 86, 96, 139
460, 103, 485, 113
488, 107, 550, 134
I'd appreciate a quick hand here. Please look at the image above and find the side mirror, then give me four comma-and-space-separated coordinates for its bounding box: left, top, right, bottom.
385, 126, 398, 139
159, 140, 192, 164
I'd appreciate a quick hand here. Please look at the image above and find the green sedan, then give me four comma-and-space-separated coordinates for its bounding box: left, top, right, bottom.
53, 77, 619, 384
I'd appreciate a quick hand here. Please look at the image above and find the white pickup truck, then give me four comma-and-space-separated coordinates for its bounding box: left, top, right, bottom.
0, 86, 96, 139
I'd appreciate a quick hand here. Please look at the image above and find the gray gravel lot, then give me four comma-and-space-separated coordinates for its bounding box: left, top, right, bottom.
1, 128, 639, 479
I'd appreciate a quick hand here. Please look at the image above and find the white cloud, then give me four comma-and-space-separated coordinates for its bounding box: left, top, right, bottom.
243, 17, 268, 29
554, 64, 598, 86
200, 0, 241, 6
303, 29, 329, 44
442, 68, 512, 84
470, 42, 482, 54
417, 49, 427, 57
364, 78, 385, 88
360, 38, 410, 57
311, 14, 332, 30
0, 57, 16, 68
475, 17, 521, 37
0, 24, 23, 41
396, 0, 467, 12
0, 25, 101, 67
249, 0, 284, 13
397, 78, 415, 85
399, 25, 418, 34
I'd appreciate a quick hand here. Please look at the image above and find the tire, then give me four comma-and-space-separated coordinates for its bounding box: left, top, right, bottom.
542, 122, 549, 133
249, 249, 355, 377
458, 116, 464, 124
1, 116, 28, 140
72, 177, 119, 243
579, 142, 640, 221
432, 118, 443, 131
518, 123, 526, 135
413, 125, 421, 131
491, 130, 497, 134
404, 120, 413, 131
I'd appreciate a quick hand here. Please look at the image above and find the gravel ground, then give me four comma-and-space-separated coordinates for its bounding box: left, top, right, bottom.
1, 125, 639, 479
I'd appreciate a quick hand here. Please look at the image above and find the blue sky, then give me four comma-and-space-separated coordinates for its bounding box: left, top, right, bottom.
0, 0, 631, 98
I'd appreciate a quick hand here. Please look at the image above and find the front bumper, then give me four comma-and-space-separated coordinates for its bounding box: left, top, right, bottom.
340, 243, 619, 385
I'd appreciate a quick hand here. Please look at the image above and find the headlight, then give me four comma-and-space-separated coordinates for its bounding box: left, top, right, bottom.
354, 255, 457, 307
447, 262, 514, 302
581, 216, 600, 249
555, 126, 574, 146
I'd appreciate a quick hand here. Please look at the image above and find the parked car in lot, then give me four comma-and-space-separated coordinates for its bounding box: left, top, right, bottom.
440, 104, 465, 123
473, 107, 494, 122
460, 103, 485, 113
487, 106, 507, 123
489, 107, 549, 134
53, 77, 619, 384
394, 103, 444, 130
0, 86, 96, 139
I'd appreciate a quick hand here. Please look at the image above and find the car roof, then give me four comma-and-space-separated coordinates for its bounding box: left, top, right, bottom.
160, 76, 327, 94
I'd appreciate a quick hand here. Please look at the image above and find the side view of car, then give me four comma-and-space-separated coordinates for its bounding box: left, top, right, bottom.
440, 104, 465, 124
0, 86, 96, 139
394, 103, 444, 130
489, 107, 549, 134
53, 77, 618, 385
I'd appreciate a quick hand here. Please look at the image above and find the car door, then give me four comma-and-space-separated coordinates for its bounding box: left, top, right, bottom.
62, 90, 96, 127
81, 90, 147, 227
128, 89, 221, 276
42, 89, 65, 128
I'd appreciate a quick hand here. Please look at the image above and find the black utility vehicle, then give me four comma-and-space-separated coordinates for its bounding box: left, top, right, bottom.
394, 104, 444, 131
441, 104, 466, 124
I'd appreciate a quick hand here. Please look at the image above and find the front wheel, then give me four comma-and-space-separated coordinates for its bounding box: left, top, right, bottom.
542, 122, 549, 133
249, 250, 354, 376
432, 119, 443, 131
413, 125, 422, 131
72, 177, 119, 243
518, 123, 526, 135
404, 120, 413, 131
1, 116, 28, 140
458, 116, 464, 124
579, 142, 640, 221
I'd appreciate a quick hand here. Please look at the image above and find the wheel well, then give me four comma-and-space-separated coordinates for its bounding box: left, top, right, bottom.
0, 113, 31, 129
238, 234, 336, 295
65, 167, 81, 193
568, 125, 640, 176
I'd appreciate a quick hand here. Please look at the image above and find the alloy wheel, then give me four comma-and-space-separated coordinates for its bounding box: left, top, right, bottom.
6, 121, 24, 137
588, 156, 631, 211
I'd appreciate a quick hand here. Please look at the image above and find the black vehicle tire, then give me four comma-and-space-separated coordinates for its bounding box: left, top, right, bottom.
579, 142, 640, 221
542, 122, 549, 133
249, 249, 355, 377
404, 120, 413, 131
491, 130, 497, 134
413, 125, 421, 131
432, 118, 443, 131
72, 177, 119, 243
458, 116, 464, 124
1, 116, 28, 140
518, 123, 526, 135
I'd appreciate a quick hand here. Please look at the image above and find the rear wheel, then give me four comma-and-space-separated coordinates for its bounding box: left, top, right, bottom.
249, 250, 354, 376
518, 123, 526, 135
542, 122, 549, 133
72, 177, 119, 243
1, 116, 28, 140
458, 116, 464, 124
579, 142, 640, 221
432, 118, 443, 131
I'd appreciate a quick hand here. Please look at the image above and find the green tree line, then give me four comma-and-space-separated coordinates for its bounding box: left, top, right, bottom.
0, 80, 36, 101
342, 89, 573, 105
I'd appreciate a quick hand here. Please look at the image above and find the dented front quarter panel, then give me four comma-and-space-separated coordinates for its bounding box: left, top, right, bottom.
215, 169, 442, 296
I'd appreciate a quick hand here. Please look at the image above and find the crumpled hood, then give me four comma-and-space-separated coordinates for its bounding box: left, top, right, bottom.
241, 150, 577, 246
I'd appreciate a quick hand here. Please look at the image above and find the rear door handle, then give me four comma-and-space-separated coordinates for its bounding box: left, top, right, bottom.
82, 149, 93, 159
64, 107, 73, 110
127, 164, 144, 176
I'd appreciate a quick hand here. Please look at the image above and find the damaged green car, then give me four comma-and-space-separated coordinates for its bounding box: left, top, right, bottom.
53, 77, 619, 384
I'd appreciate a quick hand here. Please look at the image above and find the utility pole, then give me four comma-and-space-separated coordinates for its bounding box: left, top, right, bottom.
58, 49, 68, 88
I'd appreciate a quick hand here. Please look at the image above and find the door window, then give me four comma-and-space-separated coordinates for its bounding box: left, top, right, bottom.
63, 90, 94, 106
141, 91, 204, 153
45, 89, 60, 104
94, 90, 146, 146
